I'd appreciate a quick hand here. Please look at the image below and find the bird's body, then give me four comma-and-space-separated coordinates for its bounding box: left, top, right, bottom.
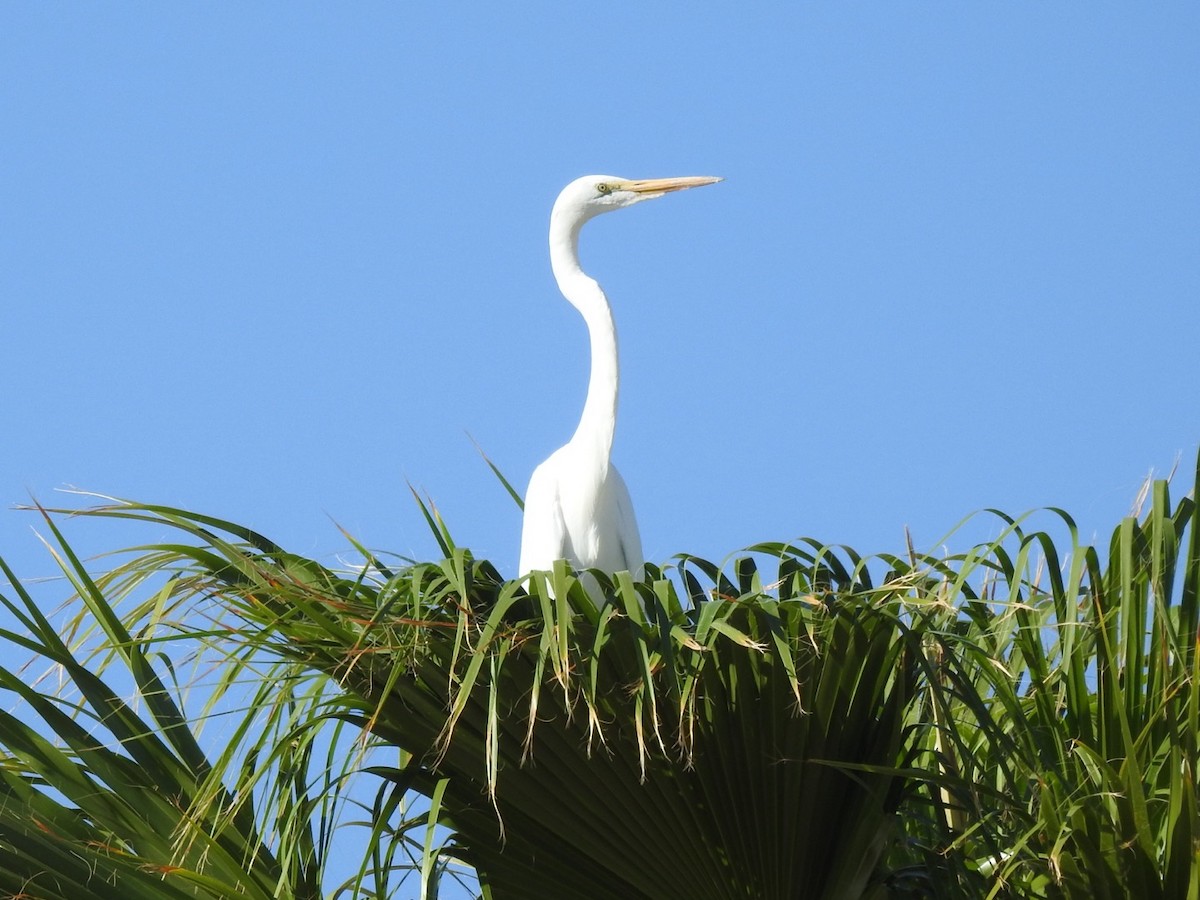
518, 174, 720, 585
520, 444, 642, 577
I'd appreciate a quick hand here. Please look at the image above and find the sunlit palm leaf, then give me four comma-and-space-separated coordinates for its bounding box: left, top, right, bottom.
49, 503, 927, 899
0, 512, 461, 900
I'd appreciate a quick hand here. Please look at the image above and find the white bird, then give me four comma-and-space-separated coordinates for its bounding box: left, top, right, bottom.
518, 174, 721, 587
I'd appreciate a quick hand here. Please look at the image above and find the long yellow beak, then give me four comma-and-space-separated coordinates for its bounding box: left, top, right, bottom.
621, 175, 723, 197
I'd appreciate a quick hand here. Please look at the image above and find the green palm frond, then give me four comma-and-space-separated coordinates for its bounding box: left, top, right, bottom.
902, 459, 1200, 898
29, 503, 921, 899
0, 510, 464, 900
0, 452, 1196, 898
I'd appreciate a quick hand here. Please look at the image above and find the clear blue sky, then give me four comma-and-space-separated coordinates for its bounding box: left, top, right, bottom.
7, 5, 1198, 579
2, 4, 1198, 895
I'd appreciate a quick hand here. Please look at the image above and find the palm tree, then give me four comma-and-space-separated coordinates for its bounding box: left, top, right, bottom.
0, 455, 1196, 898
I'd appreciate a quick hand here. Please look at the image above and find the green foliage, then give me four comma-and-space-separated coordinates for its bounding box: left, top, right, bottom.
0, 511, 469, 899
0, 453, 1196, 898
56, 507, 918, 899
0, 529, 321, 899
909, 466, 1200, 898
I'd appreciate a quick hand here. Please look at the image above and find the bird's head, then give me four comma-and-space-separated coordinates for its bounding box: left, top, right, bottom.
552, 174, 722, 225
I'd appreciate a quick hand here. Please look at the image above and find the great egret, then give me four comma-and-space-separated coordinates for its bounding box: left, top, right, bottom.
518, 174, 721, 586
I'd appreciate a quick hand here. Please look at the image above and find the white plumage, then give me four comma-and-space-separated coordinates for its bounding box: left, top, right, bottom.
518, 174, 720, 584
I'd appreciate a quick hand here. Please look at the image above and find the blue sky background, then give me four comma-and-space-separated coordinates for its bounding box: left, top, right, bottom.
4, 5, 1199, 578
2, 4, 1198, 892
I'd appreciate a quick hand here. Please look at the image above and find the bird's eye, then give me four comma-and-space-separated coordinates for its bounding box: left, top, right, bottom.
595, 183, 611, 194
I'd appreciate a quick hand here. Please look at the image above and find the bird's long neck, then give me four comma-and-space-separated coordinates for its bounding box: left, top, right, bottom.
550, 216, 619, 474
